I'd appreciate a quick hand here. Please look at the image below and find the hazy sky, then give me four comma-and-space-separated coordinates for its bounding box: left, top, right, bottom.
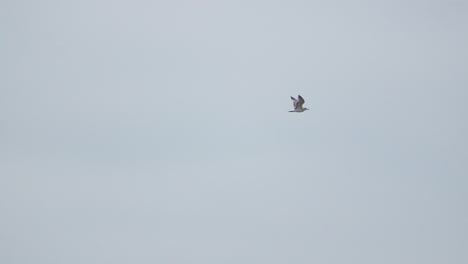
1, 0, 467, 263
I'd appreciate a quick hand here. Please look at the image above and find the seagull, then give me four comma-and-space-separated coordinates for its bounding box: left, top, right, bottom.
289, 95, 309, 112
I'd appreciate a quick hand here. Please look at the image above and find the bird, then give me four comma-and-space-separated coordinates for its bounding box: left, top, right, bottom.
289, 95, 309, 112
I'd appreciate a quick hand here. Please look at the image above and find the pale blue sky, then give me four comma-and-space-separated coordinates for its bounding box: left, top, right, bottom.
1, 1, 467, 263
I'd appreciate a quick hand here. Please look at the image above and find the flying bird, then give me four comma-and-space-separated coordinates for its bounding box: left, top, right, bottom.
289, 95, 309, 112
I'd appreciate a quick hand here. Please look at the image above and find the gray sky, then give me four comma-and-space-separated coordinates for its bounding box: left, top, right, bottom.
1, 0, 467, 263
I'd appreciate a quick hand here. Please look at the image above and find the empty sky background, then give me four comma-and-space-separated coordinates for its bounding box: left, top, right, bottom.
1, 0, 467, 263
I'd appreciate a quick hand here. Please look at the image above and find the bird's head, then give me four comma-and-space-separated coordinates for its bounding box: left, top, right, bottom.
304, 108, 309, 111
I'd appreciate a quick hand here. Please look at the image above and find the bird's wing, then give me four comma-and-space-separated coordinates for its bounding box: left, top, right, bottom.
291, 96, 298, 108
296, 95, 305, 108
298, 95, 305, 104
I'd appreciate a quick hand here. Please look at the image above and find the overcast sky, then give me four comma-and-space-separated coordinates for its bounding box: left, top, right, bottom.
1, 0, 467, 263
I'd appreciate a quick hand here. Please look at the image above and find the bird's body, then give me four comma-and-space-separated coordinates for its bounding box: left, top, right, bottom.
289, 95, 309, 112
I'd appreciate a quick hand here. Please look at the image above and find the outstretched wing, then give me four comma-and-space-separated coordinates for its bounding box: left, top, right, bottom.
294, 95, 305, 108
291, 96, 298, 108
298, 95, 305, 105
